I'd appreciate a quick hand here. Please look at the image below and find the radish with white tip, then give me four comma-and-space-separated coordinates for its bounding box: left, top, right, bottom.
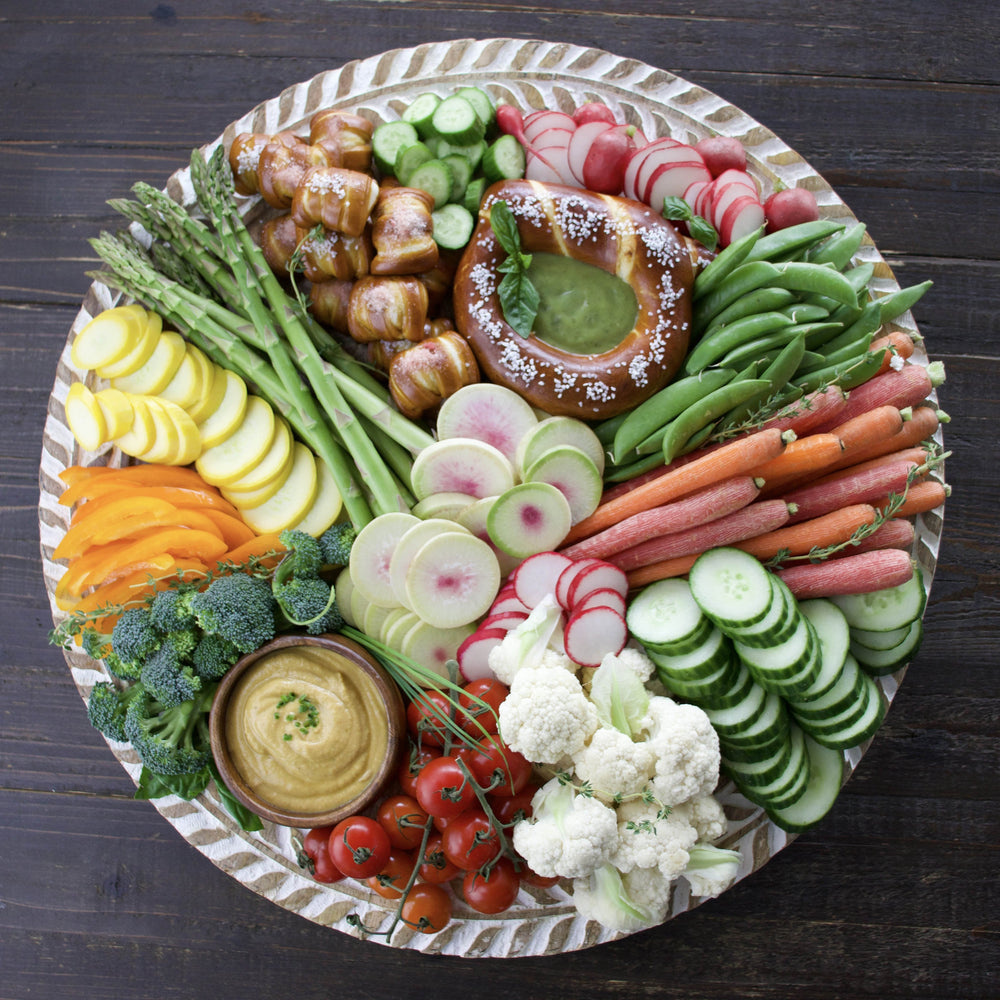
694, 135, 747, 177
573, 586, 628, 617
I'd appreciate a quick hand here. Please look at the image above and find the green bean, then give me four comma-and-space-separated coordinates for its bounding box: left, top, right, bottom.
793, 348, 888, 394
701, 287, 798, 339
744, 219, 845, 264
692, 225, 765, 302
806, 222, 867, 269
770, 261, 860, 307
661, 379, 772, 463
876, 280, 933, 323
719, 333, 807, 430
612, 368, 737, 463
683, 311, 794, 375
692, 260, 783, 330
796, 331, 875, 375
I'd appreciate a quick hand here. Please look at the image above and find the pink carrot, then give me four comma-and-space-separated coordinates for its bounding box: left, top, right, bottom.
757, 384, 849, 437
776, 548, 914, 599
608, 499, 792, 572
827, 517, 914, 557
781, 459, 920, 524
560, 475, 762, 561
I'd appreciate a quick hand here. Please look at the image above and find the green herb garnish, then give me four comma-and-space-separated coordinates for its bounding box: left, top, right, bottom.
662, 195, 719, 252
490, 199, 540, 338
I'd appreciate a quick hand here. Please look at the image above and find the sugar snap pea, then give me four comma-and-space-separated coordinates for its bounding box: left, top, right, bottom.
594, 410, 627, 447
743, 219, 845, 264
793, 347, 888, 394
701, 287, 799, 339
718, 321, 842, 370
876, 280, 933, 324
692, 260, 784, 330
822, 299, 882, 352
805, 221, 868, 269
801, 321, 850, 350
604, 451, 666, 483
612, 368, 737, 462
661, 378, 772, 463
779, 302, 831, 325
692, 225, 765, 302
769, 261, 860, 307
683, 311, 795, 375
719, 333, 807, 431
796, 330, 875, 375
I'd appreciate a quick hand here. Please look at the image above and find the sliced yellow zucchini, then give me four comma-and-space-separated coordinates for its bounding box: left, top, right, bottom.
94, 387, 134, 439
185, 361, 228, 424
292, 457, 343, 536
114, 394, 158, 457
220, 415, 293, 495
196, 368, 248, 449
70, 304, 147, 372
195, 394, 276, 486
238, 442, 318, 534
110, 329, 187, 396
65, 382, 109, 452
95, 310, 162, 379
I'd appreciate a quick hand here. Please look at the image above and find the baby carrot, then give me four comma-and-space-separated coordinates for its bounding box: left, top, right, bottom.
747, 432, 844, 487
815, 362, 943, 431
878, 479, 949, 518
781, 459, 919, 524
561, 427, 788, 545
808, 446, 934, 488
776, 548, 914, 599
870, 331, 916, 373
560, 475, 761, 562
828, 517, 914, 556
814, 405, 941, 476
734, 503, 879, 562
829, 404, 905, 458
626, 553, 700, 590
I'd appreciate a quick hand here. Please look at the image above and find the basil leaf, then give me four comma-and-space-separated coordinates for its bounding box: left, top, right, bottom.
210, 761, 264, 832
662, 195, 694, 222
499, 270, 540, 339
489, 200, 522, 259
688, 214, 719, 252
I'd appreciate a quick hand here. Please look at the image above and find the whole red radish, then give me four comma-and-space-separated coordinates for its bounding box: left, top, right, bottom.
496, 104, 527, 142
764, 187, 819, 233
573, 101, 617, 126
694, 136, 747, 177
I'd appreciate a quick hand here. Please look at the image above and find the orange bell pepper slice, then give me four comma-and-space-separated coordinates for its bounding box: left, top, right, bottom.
58, 465, 117, 487
55, 546, 176, 610
219, 531, 287, 569
53, 497, 182, 561
198, 508, 256, 550
70, 485, 241, 525
58, 465, 218, 506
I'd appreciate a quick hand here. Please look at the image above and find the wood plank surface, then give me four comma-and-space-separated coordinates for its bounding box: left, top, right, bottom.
1, 2, 997, 997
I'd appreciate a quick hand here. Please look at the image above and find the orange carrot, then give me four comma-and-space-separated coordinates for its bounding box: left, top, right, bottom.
870, 331, 916, 374
609, 499, 792, 572
814, 405, 941, 477
879, 479, 949, 518
776, 548, 914, 599
829, 405, 905, 458
747, 432, 844, 488
560, 476, 762, 562
808, 446, 934, 488
562, 427, 788, 545
734, 503, 879, 562
626, 553, 700, 590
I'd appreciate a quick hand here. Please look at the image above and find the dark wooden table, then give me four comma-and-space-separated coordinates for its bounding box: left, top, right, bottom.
3, 3, 997, 997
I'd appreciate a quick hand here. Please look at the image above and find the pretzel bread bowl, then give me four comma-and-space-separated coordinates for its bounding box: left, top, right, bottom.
452, 179, 695, 420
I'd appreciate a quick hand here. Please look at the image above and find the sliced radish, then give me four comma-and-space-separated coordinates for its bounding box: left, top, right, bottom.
719, 195, 767, 246
388, 518, 470, 609
522, 110, 576, 141
525, 146, 573, 185
411, 491, 477, 521
710, 179, 760, 230
348, 511, 420, 608
410, 438, 516, 501
403, 531, 501, 629
645, 162, 714, 215
522, 445, 603, 525
567, 560, 629, 609
713, 168, 758, 198
567, 120, 615, 186
622, 137, 680, 200
530, 126, 576, 150
457, 626, 508, 682
489, 591, 532, 616
636, 142, 705, 203
515, 415, 605, 478
682, 179, 712, 213
435, 383, 538, 463
555, 557, 602, 610
572, 102, 617, 126
400, 618, 476, 683
563, 605, 628, 667
455, 495, 523, 578
486, 482, 573, 560
573, 586, 627, 617
511, 551, 575, 610
481, 609, 530, 631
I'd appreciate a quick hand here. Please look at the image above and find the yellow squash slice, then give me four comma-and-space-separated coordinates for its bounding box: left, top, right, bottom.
195, 394, 276, 486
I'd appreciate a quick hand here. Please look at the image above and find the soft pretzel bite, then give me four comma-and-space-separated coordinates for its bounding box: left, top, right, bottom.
452, 179, 694, 419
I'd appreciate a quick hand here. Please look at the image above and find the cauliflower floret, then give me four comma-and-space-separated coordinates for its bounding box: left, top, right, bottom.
572, 727, 655, 801
572, 863, 670, 932
683, 843, 742, 899
538, 646, 577, 672
621, 865, 673, 925
611, 796, 699, 880
600, 645, 656, 684
488, 596, 566, 684
499, 666, 599, 764
641, 696, 721, 807
674, 793, 729, 843
513, 777, 618, 879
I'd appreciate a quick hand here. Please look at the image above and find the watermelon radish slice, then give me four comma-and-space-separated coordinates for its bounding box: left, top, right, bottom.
487, 482, 573, 560
435, 383, 539, 464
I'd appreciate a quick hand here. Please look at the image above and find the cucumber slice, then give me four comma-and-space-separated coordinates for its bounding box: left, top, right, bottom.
788, 652, 865, 720
696, 660, 757, 710
408, 159, 455, 209
440, 152, 473, 202
655, 649, 739, 704
794, 669, 871, 738
454, 86, 496, 129
850, 618, 923, 676
735, 614, 821, 696
689, 547, 776, 628
431, 203, 475, 250
721, 724, 791, 763
718, 690, 789, 748
734, 724, 808, 809
646, 625, 732, 681
723, 737, 793, 788
482, 134, 526, 182
830, 565, 925, 631
372, 120, 420, 176
724, 574, 798, 648
766, 734, 846, 832
401, 92, 443, 138
627, 579, 710, 653
430, 95, 486, 145
807, 673, 886, 749
849, 621, 914, 651
430, 136, 487, 172
703, 679, 769, 736
796, 598, 851, 699
463, 176, 488, 214
394, 140, 434, 185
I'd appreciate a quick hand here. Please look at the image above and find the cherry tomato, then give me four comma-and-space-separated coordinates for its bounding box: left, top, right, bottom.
441, 808, 502, 871
328, 816, 391, 880
463, 857, 520, 915
415, 754, 477, 819
457, 678, 509, 736
377, 794, 430, 851
397, 744, 441, 798
406, 690, 454, 748
400, 882, 453, 934
300, 826, 345, 884
418, 831, 462, 884
463, 735, 533, 797
487, 784, 538, 826
365, 848, 417, 900
520, 867, 561, 889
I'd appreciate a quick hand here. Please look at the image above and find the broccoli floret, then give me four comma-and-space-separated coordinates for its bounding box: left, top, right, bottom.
191, 632, 242, 681
149, 588, 197, 635
190, 572, 277, 653
124, 683, 216, 776
274, 576, 343, 635
278, 528, 324, 576
319, 522, 357, 566
140, 638, 202, 708
111, 608, 161, 670
86, 680, 144, 743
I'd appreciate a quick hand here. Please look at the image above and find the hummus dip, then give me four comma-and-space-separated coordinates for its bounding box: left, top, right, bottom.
225, 644, 390, 815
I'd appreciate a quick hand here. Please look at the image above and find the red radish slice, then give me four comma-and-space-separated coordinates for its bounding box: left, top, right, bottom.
489, 590, 532, 616
567, 560, 629, 609
573, 586, 627, 617
567, 120, 614, 186
563, 605, 628, 667
457, 627, 507, 682
720, 195, 767, 246
683, 179, 711, 211
530, 126, 576, 150
573, 102, 617, 126
554, 557, 601, 609
511, 551, 575, 610
713, 168, 758, 198
523, 110, 576, 141
525, 146, 573, 184
694, 178, 717, 222
709, 176, 759, 225
623, 137, 679, 200
646, 162, 713, 214
481, 610, 530, 631
636, 142, 705, 203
